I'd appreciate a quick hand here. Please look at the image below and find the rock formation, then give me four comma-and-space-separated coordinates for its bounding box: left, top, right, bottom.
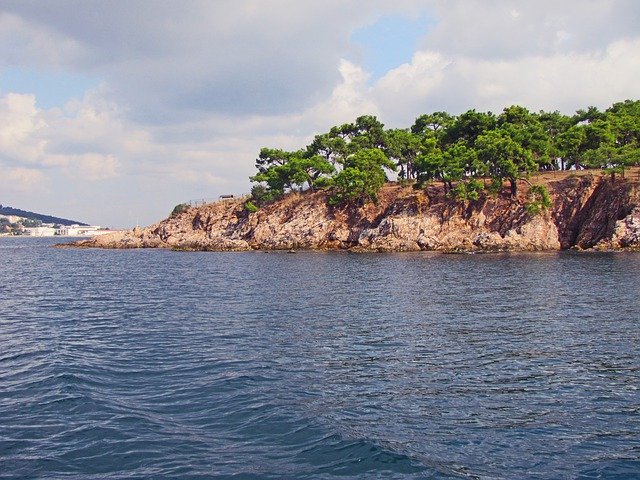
68, 170, 640, 252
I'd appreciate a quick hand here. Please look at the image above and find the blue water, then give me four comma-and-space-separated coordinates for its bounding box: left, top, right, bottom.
1, 238, 639, 479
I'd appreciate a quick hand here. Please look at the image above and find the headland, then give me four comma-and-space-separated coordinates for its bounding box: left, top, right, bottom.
64, 168, 640, 253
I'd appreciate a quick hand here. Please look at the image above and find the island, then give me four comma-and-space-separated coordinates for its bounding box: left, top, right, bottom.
66, 100, 640, 253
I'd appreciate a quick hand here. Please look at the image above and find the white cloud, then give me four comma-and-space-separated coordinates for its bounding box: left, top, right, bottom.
299, 59, 379, 130
1, 1, 388, 121
45, 153, 120, 181
371, 36, 640, 124
4, 166, 45, 192
0, 0, 639, 227
371, 51, 452, 124
425, 0, 640, 60
0, 93, 46, 164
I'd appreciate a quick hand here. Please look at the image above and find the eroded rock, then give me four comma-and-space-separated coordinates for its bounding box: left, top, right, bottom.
66, 173, 640, 253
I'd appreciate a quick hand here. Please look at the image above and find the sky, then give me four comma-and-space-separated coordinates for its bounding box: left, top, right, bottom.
1, 0, 639, 228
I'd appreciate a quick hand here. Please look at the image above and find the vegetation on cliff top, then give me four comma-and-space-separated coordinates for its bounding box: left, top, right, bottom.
249, 100, 640, 208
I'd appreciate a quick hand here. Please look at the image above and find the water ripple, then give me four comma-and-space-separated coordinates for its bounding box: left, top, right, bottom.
1, 238, 639, 478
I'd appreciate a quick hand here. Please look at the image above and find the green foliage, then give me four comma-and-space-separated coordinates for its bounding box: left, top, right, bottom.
329, 168, 372, 205
537, 110, 573, 165
603, 166, 625, 182
582, 144, 619, 169
384, 129, 421, 179
581, 119, 615, 152
443, 143, 476, 181
411, 111, 454, 138
329, 149, 394, 205
607, 99, 640, 148
244, 200, 259, 214
248, 99, 640, 207
255, 147, 292, 173
250, 183, 280, 205
251, 147, 335, 200
414, 137, 445, 187
487, 177, 503, 195
442, 109, 497, 147
557, 125, 586, 170
450, 182, 467, 200
476, 128, 536, 196
170, 203, 189, 217
313, 176, 334, 190
498, 105, 551, 169
467, 178, 484, 199
573, 105, 605, 124
525, 185, 552, 215
306, 133, 348, 166
337, 115, 387, 150
451, 178, 484, 201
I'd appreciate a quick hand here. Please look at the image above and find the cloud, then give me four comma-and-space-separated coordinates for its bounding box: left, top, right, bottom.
299, 59, 380, 130
370, 51, 452, 124
1, 1, 391, 122
46, 153, 120, 181
0, 90, 128, 189
4, 166, 45, 192
370, 34, 640, 126
424, 0, 640, 60
0, 93, 46, 164
0, 11, 86, 68
0, 0, 639, 227
4, 1, 637, 126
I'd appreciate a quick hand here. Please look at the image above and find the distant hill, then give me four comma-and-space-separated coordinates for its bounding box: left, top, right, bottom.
0, 205, 89, 226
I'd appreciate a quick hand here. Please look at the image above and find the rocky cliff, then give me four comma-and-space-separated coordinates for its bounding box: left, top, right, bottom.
70, 170, 640, 252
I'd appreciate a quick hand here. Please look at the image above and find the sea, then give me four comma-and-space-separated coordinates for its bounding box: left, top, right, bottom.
1, 237, 639, 479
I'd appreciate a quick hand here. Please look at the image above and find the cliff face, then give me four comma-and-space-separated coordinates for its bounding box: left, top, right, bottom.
74, 171, 640, 252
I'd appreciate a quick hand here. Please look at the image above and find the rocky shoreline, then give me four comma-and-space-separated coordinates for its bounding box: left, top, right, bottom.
63, 171, 640, 253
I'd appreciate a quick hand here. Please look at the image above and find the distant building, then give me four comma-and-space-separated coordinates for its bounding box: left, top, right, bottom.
56, 225, 103, 236
24, 227, 57, 237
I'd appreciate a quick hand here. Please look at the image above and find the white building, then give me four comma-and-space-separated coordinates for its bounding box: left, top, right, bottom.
56, 225, 109, 236
24, 227, 57, 237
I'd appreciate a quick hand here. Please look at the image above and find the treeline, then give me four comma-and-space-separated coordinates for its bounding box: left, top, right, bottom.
248, 100, 640, 207
0, 205, 88, 226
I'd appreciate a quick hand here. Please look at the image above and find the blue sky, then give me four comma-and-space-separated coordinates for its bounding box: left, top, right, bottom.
0, 1, 638, 228
0, 68, 99, 109
350, 12, 433, 81
1, 11, 434, 111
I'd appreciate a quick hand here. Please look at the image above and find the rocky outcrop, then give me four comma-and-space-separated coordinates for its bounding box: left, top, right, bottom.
68, 171, 640, 252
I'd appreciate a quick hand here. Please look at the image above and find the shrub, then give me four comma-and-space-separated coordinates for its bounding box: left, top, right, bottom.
451, 178, 484, 201
170, 203, 189, 217
526, 184, 552, 215
250, 183, 280, 206
450, 182, 467, 200
466, 178, 484, 200
244, 200, 259, 213
487, 177, 503, 195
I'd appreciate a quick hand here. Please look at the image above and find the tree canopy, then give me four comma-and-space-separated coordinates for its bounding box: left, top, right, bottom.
248, 100, 640, 207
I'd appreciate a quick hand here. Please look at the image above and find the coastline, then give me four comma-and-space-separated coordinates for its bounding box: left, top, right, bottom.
60, 169, 640, 254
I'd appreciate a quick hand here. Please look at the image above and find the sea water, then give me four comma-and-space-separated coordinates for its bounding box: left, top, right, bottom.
1, 237, 639, 479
